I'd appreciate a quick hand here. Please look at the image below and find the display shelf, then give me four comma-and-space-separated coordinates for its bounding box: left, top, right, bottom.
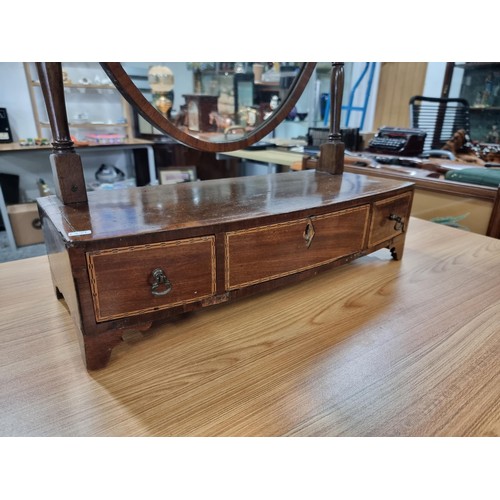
0, 139, 157, 252
31, 81, 117, 91
469, 106, 500, 111
0, 138, 154, 153
453, 62, 500, 142
24, 63, 134, 141
454, 62, 500, 70
40, 122, 129, 128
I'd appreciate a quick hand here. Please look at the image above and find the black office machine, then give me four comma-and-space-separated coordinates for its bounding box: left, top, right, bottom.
368, 127, 427, 156
0, 108, 13, 143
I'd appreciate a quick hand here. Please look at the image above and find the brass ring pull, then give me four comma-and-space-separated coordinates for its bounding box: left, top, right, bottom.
151, 268, 172, 297
388, 214, 405, 232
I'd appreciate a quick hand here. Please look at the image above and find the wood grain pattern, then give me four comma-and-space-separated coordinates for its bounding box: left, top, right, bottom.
1, 218, 499, 436
222, 149, 500, 238
37, 171, 414, 243
87, 236, 216, 321
225, 206, 369, 289
372, 62, 427, 130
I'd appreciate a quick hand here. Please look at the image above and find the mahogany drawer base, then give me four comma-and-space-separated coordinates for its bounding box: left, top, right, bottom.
38, 171, 414, 370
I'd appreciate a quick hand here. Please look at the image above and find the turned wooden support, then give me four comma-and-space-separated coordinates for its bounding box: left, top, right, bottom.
318, 62, 345, 175
36, 62, 88, 204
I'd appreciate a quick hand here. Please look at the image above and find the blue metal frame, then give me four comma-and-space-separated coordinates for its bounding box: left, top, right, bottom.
323, 62, 377, 130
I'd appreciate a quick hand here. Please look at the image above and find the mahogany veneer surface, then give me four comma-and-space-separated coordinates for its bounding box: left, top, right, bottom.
38, 171, 412, 240
37, 170, 414, 369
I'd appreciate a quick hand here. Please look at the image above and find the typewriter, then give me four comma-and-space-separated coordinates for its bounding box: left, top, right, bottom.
368, 127, 427, 156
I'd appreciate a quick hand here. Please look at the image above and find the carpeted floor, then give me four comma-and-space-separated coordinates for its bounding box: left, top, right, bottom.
0, 230, 47, 263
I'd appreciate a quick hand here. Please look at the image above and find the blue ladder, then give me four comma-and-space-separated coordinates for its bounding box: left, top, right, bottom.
323, 62, 377, 130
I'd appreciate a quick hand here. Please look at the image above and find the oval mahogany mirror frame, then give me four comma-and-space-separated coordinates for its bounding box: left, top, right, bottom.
100, 62, 317, 153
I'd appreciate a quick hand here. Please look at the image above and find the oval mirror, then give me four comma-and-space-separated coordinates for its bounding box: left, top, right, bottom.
100, 62, 317, 152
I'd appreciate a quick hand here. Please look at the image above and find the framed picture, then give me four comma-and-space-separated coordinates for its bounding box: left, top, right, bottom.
159, 166, 198, 185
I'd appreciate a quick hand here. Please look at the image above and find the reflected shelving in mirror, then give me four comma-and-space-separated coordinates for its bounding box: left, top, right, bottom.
24, 62, 134, 143
102, 62, 316, 152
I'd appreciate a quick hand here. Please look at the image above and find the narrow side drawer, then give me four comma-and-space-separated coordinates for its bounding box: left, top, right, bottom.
368, 192, 413, 247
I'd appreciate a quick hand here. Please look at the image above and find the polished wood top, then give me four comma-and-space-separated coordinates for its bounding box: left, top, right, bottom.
1, 218, 499, 436
37, 170, 413, 242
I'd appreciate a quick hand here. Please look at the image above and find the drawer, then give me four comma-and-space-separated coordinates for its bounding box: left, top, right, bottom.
225, 205, 369, 290
368, 192, 413, 247
87, 236, 216, 321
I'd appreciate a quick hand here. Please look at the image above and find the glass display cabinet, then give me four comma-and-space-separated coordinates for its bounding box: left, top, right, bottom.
447, 62, 500, 143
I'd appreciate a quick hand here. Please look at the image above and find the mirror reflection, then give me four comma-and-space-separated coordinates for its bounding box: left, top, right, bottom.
121, 62, 306, 143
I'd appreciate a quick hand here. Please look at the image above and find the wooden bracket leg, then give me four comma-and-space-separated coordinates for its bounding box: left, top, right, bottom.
389, 236, 406, 261
82, 322, 154, 370
83, 329, 126, 370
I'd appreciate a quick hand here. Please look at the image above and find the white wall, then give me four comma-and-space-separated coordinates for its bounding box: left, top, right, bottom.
0, 62, 38, 141
423, 63, 447, 97
274, 62, 383, 137
423, 62, 464, 98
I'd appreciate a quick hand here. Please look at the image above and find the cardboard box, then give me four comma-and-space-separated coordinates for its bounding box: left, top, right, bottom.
7, 203, 44, 246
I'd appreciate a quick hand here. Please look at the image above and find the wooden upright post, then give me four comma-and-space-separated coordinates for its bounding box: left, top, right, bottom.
318, 62, 345, 175
36, 62, 88, 204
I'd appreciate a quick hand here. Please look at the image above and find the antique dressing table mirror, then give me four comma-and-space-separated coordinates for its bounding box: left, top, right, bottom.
35, 62, 414, 370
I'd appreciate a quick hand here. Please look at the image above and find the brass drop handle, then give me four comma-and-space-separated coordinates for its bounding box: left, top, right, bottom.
151, 268, 172, 297
388, 214, 405, 232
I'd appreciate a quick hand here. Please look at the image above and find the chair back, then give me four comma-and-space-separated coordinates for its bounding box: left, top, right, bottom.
409, 95, 470, 151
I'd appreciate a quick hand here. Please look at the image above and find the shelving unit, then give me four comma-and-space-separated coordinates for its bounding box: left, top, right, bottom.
0, 140, 157, 252
447, 62, 500, 143
23, 62, 134, 142
128, 62, 298, 139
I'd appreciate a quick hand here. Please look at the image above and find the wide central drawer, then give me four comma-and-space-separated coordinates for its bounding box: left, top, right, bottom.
87, 236, 216, 321
225, 205, 369, 290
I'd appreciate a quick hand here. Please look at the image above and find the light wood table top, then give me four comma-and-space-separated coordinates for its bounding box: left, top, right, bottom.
1, 218, 499, 436
222, 148, 305, 167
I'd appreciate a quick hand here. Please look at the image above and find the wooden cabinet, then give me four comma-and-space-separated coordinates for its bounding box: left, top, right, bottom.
152, 140, 240, 180
37, 170, 414, 370
24, 62, 133, 142
460, 63, 500, 143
